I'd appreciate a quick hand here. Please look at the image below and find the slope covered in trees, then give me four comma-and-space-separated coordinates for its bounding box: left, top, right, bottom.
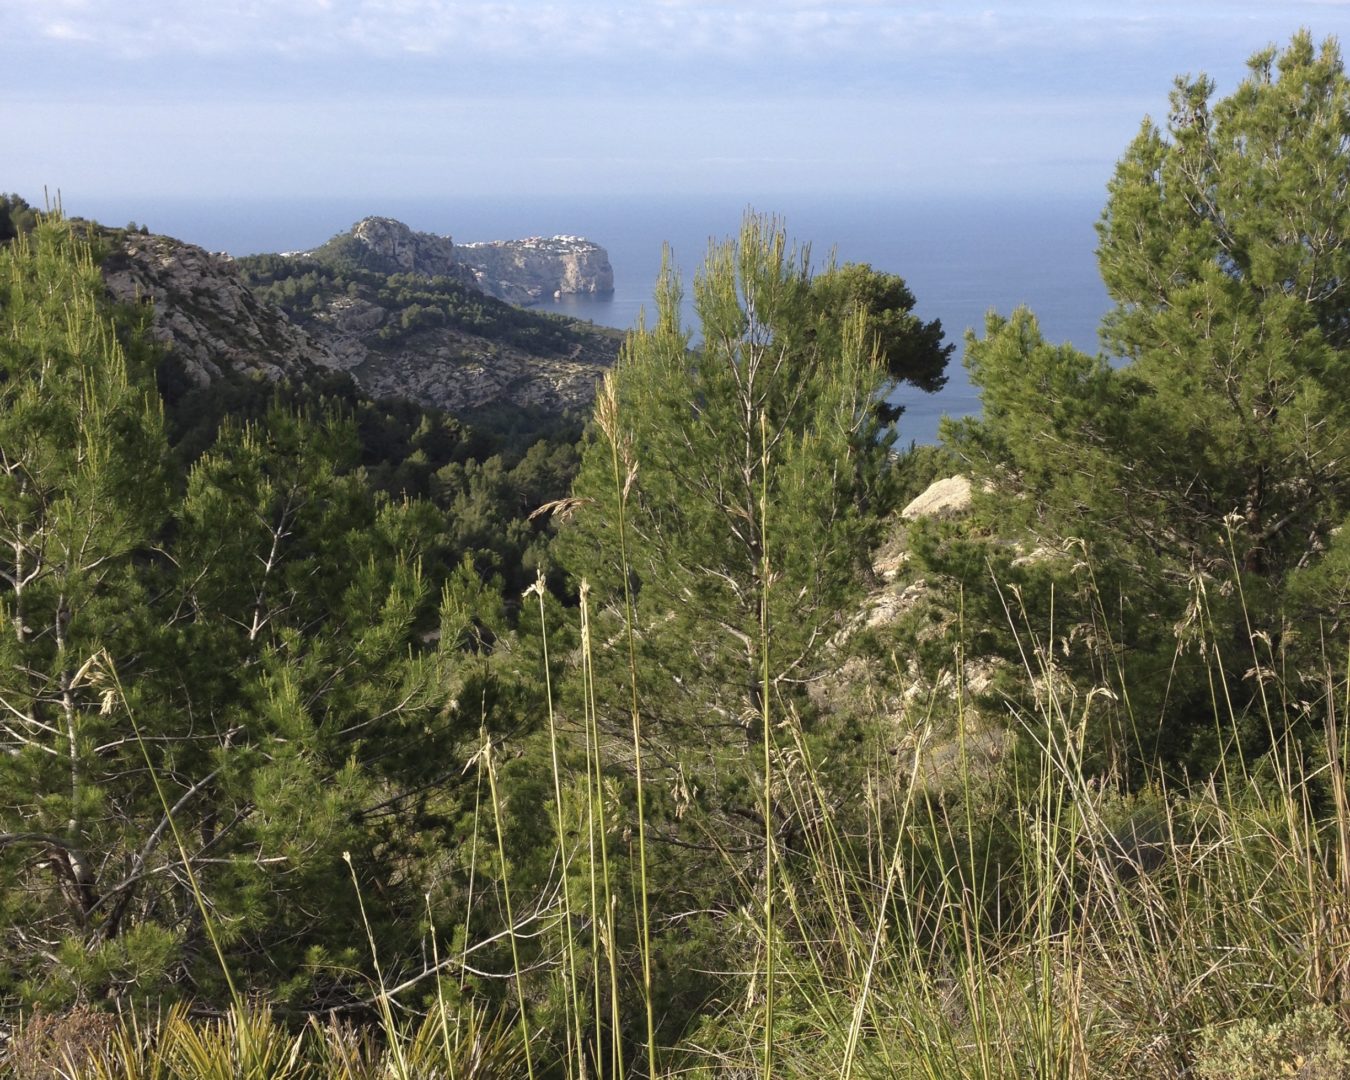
0, 221, 528, 1008
4, 30, 1350, 1080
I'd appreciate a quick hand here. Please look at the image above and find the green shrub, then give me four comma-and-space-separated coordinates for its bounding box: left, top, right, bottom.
1195, 1007, 1350, 1080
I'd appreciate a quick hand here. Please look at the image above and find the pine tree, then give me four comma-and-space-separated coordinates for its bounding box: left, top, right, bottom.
929, 32, 1350, 772
0, 219, 175, 998
550, 215, 913, 1041
558, 213, 896, 756
158, 410, 454, 1003
1094, 29, 1350, 581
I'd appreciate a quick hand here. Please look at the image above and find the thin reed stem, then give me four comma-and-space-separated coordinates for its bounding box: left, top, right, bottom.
758, 411, 775, 1080
532, 575, 586, 1078
483, 730, 537, 1080
605, 385, 658, 1079
580, 582, 625, 1078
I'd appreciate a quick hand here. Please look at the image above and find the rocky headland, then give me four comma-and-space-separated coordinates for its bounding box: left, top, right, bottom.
457, 234, 614, 305
313, 217, 614, 306
98, 218, 623, 417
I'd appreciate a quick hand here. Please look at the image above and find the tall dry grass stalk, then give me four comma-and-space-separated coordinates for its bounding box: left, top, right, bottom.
596, 369, 659, 1080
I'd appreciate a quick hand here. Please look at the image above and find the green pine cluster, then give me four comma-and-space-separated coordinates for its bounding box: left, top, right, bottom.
921, 30, 1350, 778
0, 220, 497, 1008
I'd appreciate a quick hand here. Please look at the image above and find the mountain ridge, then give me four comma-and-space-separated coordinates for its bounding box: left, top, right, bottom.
97, 216, 623, 418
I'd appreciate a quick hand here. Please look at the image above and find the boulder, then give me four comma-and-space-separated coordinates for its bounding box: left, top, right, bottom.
901, 475, 973, 521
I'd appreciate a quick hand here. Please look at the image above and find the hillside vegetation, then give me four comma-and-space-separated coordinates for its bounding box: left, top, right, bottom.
2, 32, 1349, 1080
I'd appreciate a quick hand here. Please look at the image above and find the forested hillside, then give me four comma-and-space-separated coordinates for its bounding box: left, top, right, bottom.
2, 31, 1349, 1080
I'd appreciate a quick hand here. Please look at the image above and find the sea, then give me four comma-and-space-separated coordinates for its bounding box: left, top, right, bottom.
75, 192, 1115, 446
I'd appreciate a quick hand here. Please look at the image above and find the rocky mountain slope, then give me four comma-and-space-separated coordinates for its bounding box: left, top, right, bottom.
302, 290, 620, 414
101, 233, 332, 385
98, 220, 623, 417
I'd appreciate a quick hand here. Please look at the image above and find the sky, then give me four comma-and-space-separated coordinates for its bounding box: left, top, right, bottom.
4, 1, 1348, 204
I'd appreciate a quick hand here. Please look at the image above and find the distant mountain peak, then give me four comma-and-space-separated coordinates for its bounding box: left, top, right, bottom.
355, 217, 459, 274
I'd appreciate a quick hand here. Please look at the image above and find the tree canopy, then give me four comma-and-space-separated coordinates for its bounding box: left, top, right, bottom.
0, 220, 515, 1009
809, 262, 952, 415
557, 213, 900, 740
926, 31, 1350, 773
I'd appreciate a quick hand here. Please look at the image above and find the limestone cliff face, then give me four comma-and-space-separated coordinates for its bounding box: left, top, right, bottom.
455, 235, 615, 305
101, 234, 333, 385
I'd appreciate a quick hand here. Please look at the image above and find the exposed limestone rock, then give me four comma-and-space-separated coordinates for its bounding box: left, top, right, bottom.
809, 477, 1018, 796
458, 235, 614, 305
101, 234, 333, 386
870, 476, 977, 580
897, 717, 1015, 793
326, 296, 387, 333
901, 475, 973, 521
857, 577, 932, 632
345, 217, 472, 282
872, 535, 910, 581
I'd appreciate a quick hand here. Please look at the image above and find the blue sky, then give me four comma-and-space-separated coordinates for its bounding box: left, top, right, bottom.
4, 2, 1347, 202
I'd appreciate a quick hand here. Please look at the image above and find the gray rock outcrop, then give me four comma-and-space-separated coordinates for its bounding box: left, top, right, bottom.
901, 475, 973, 521
311, 301, 618, 415
101, 234, 334, 386
344, 217, 473, 282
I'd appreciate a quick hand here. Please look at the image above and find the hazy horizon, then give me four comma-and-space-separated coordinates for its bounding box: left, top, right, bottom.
6, 3, 1346, 206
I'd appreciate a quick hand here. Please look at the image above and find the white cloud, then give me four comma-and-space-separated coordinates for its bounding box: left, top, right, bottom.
42, 21, 94, 42
10, 0, 1336, 63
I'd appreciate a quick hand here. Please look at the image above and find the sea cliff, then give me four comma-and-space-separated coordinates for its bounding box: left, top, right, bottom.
457, 234, 614, 305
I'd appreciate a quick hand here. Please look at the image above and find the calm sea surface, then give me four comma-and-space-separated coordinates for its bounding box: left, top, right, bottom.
77, 192, 1114, 445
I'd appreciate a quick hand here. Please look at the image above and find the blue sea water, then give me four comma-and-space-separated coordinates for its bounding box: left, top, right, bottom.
76, 192, 1114, 445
